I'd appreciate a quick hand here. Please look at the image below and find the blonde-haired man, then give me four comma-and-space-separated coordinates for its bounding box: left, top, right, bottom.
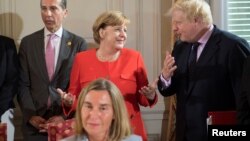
158, 0, 250, 141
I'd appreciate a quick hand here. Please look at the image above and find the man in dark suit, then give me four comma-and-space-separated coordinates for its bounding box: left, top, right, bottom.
158, 0, 250, 141
238, 56, 250, 124
17, 0, 87, 140
0, 35, 19, 141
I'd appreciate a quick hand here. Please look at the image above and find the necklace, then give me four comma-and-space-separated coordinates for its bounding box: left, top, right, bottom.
96, 50, 120, 62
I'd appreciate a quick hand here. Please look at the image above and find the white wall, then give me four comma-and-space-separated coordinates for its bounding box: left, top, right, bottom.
209, 0, 227, 30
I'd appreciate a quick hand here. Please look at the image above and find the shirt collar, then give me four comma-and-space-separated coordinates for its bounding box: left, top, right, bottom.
44, 26, 63, 38
198, 24, 214, 45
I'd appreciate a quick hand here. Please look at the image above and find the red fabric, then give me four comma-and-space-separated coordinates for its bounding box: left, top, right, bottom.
48, 119, 75, 141
208, 110, 237, 125
0, 123, 7, 141
63, 48, 158, 141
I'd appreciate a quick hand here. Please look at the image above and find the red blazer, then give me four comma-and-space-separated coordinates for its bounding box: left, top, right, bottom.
66, 48, 158, 141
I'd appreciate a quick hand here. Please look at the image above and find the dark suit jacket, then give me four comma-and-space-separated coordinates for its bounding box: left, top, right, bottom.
0, 35, 19, 119
158, 26, 250, 141
17, 29, 87, 140
238, 56, 250, 124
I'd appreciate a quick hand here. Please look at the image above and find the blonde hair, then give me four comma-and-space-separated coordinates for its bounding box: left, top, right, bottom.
74, 78, 132, 140
169, 0, 213, 25
92, 10, 130, 44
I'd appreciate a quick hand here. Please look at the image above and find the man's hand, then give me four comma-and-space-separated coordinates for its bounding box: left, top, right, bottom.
57, 88, 75, 107
139, 79, 158, 100
39, 116, 65, 132
162, 51, 177, 80
29, 116, 46, 130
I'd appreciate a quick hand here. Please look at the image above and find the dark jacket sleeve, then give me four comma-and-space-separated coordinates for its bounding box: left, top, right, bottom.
0, 36, 19, 117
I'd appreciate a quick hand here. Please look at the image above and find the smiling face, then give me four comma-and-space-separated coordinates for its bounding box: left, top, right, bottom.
99, 24, 127, 50
40, 0, 68, 32
81, 90, 114, 140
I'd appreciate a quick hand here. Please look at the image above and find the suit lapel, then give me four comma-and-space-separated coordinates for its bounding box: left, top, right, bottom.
54, 29, 71, 77
35, 29, 50, 82
197, 28, 221, 66
187, 27, 221, 95
174, 42, 193, 96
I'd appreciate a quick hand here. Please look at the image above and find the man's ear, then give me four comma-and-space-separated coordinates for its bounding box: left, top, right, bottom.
194, 16, 201, 23
63, 9, 68, 18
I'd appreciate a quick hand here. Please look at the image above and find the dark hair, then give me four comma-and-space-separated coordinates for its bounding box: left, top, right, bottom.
40, 0, 67, 9
60, 0, 67, 9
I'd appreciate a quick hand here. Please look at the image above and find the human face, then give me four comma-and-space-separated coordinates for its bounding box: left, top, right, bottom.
81, 90, 114, 139
99, 24, 127, 50
41, 0, 67, 32
172, 9, 197, 42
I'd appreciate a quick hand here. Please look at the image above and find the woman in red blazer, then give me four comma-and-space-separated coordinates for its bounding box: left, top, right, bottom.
58, 10, 158, 141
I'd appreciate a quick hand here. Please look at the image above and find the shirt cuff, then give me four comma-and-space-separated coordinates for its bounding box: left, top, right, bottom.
160, 74, 171, 89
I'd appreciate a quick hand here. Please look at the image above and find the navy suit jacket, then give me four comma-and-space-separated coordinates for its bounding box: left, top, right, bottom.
17, 28, 87, 139
158, 26, 250, 141
0, 35, 19, 119
238, 56, 250, 124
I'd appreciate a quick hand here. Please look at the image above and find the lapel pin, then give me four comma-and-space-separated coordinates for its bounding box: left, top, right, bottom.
67, 41, 72, 47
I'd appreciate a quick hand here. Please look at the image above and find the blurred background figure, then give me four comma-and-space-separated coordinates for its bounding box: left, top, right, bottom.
0, 35, 19, 141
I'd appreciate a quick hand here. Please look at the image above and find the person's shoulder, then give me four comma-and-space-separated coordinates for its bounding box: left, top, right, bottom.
213, 27, 250, 52
123, 48, 138, 52
0, 35, 16, 50
123, 134, 143, 141
214, 26, 247, 44
75, 48, 96, 58
122, 48, 140, 56
63, 29, 86, 41
60, 135, 76, 141
0, 35, 14, 42
60, 134, 86, 141
22, 29, 44, 41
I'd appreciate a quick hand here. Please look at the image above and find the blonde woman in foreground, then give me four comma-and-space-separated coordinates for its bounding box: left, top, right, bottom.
61, 78, 142, 141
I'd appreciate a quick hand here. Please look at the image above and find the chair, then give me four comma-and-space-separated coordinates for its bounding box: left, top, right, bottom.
0, 123, 7, 141
207, 110, 237, 125
48, 118, 75, 141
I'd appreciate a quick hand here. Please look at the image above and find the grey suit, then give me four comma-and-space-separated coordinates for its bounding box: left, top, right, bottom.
17, 28, 87, 141
60, 134, 143, 141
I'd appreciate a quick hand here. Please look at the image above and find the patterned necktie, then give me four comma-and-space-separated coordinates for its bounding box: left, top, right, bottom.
45, 34, 56, 81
